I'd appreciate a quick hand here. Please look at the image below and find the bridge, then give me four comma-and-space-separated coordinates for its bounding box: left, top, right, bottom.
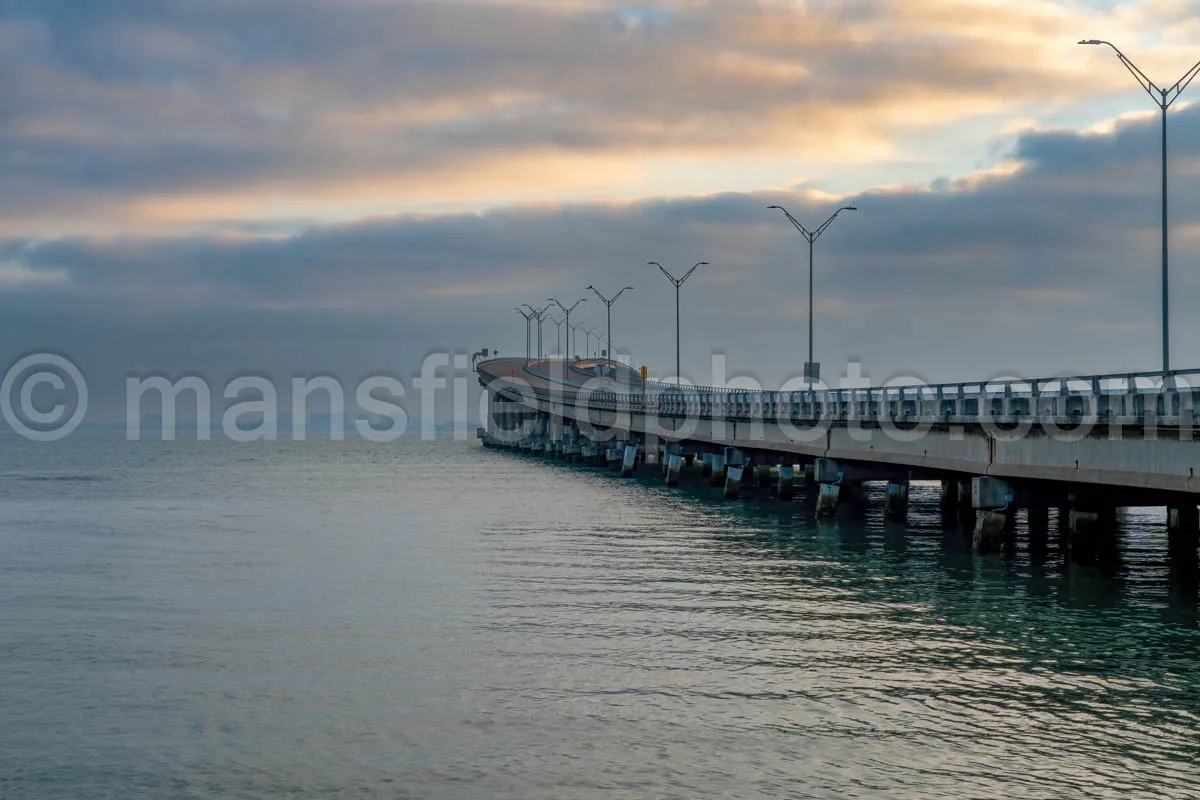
476, 356, 1200, 584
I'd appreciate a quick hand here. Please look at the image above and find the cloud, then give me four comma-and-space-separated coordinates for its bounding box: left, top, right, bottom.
3, 0, 1194, 234
2, 101, 1198, 413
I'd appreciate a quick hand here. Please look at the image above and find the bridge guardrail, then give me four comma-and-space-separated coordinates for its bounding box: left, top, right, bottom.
481, 360, 1200, 427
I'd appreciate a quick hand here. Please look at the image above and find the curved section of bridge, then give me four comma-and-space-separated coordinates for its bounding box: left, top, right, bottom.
477, 357, 1200, 572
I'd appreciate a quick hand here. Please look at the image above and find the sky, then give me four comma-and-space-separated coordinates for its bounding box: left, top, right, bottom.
2, 0, 1200, 426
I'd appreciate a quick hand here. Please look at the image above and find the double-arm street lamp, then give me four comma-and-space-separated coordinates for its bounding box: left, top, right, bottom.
523, 303, 553, 360
1079, 40, 1200, 373
549, 298, 587, 359
567, 322, 580, 358
547, 315, 564, 356
514, 307, 536, 359
586, 285, 634, 361
649, 261, 707, 385
766, 204, 857, 382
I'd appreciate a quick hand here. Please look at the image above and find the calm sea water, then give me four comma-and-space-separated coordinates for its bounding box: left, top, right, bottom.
1, 435, 1198, 799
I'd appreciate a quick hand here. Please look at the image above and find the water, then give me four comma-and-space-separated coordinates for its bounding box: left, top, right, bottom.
1, 436, 1198, 799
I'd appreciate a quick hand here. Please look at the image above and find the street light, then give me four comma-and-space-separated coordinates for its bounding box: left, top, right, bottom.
567, 322, 579, 358
583, 327, 598, 358
523, 303, 553, 360
514, 307, 536, 359
766, 204, 857, 382
649, 261, 707, 385
549, 298, 587, 359
547, 315, 564, 357
1078, 39, 1200, 373
587, 285, 634, 362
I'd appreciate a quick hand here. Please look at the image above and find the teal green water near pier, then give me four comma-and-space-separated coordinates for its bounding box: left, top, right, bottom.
1, 437, 1197, 798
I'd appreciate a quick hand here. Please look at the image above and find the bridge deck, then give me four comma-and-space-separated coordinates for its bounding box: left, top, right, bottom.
478, 358, 1200, 499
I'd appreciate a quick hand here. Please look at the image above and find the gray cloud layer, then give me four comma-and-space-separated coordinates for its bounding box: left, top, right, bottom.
4, 0, 1161, 227
3, 103, 1199, 418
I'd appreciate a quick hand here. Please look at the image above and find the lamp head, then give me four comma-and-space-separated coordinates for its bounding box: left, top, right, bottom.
1078, 39, 1102, 45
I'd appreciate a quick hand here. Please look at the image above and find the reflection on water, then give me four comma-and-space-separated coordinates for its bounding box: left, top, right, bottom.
0, 437, 1197, 799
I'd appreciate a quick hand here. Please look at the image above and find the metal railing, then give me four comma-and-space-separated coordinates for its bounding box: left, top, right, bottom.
479, 360, 1200, 426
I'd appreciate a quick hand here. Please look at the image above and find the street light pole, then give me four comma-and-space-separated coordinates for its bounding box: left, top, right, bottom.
766, 204, 857, 382
547, 315, 563, 356
587, 285, 634, 361
514, 307, 535, 359
649, 261, 707, 385
1079, 40, 1200, 373
523, 303, 553, 360
549, 298, 587, 359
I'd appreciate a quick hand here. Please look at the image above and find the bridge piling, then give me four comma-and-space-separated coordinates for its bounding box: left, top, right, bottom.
884, 482, 909, 523
972, 509, 1011, 553
755, 464, 773, 491
816, 483, 841, 518
1168, 504, 1200, 589
620, 445, 638, 478
665, 454, 683, 487
710, 454, 727, 486
724, 465, 744, 500
606, 444, 622, 471
956, 480, 977, 532
1065, 504, 1118, 566
778, 465, 796, 501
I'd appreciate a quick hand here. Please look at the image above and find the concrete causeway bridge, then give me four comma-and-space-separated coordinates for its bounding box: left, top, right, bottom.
476, 356, 1200, 585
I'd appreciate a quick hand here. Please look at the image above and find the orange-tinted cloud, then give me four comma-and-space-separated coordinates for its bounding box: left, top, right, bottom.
3, 0, 1197, 238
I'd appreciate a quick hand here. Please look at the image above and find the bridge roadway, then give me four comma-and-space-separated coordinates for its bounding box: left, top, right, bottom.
477, 357, 1200, 564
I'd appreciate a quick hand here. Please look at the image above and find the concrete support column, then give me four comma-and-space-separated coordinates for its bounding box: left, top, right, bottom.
956, 480, 976, 531
972, 509, 1011, 553
1168, 504, 1200, 590
620, 444, 638, 478
643, 446, 659, 468
816, 483, 841, 518
724, 464, 744, 500
971, 477, 1015, 553
813, 458, 842, 484
939, 480, 957, 506
665, 454, 683, 487
710, 454, 727, 486
778, 465, 796, 501
884, 482, 909, 523
1065, 505, 1118, 565
607, 442, 625, 472
755, 464, 772, 489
